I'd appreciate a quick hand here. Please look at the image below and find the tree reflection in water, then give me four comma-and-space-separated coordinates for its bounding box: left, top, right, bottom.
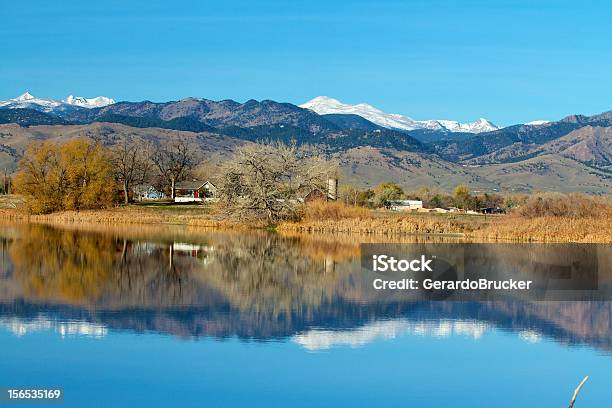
0, 223, 609, 353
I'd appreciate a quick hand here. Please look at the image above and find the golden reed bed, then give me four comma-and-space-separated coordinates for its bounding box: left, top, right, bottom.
278, 200, 612, 243
277, 215, 610, 243
0, 202, 609, 243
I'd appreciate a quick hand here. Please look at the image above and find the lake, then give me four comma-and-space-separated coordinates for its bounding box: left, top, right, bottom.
0, 223, 610, 407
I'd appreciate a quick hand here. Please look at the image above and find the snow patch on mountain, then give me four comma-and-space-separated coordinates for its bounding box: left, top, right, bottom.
0, 92, 64, 109
0, 91, 115, 113
300, 96, 499, 133
14, 92, 36, 102
63, 95, 115, 108
524, 120, 550, 126
435, 118, 499, 133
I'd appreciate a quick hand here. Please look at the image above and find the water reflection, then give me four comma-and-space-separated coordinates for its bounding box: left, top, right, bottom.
0, 223, 610, 354
293, 319, 491, 351
0, 316, 107, 338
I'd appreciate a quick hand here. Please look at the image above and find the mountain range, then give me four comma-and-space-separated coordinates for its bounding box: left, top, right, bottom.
300, 96, 498, 133
0, 91, 610, 193
0, 92, 115, 113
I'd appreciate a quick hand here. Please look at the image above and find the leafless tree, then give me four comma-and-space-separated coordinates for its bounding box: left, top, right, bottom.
217, 141, 337, 224
151, 136, 196, 199
110, 135, 152, 204
339, 184, 360, 206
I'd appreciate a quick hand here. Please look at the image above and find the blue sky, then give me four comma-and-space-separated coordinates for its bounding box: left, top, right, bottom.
1, 0, 611, 126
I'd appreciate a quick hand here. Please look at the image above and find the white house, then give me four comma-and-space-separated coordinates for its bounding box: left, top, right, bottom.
174, 180, 217, 203
133, 185, 166, 200
389, 200, 423, 211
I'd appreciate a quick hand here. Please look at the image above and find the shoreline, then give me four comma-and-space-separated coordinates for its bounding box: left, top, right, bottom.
0, 206, 609, 243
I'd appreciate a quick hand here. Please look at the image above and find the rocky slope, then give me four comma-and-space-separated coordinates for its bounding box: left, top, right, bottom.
0, 122, 608, 193
0, 94, 610, 193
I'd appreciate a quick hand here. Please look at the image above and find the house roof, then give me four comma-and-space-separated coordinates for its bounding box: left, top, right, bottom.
175, 180, 207, 190
174, 180, 217, 190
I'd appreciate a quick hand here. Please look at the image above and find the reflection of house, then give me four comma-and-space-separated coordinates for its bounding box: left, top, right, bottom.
173, 242, 204, 257
174, 181, 217, 203
169, 242, 215, 267
389, 200, 423, 211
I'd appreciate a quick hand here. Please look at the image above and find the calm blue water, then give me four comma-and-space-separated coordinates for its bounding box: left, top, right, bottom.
0, 224, 609, 407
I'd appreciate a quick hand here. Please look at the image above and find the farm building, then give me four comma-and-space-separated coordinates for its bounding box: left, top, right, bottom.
301, 177, 339, 203
389, 200, 423, 211
134, 185, 166, 200
174, 180, 217, 203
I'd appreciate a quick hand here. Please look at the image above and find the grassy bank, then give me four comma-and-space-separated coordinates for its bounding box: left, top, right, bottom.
472, 214, 611, 243
0, 196, 609, 243
278, 212, 486, 236
278, 200, 611, 243
0, 199, 243, 229
278, 213, 610, 242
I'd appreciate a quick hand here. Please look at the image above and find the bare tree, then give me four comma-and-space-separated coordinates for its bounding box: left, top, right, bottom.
217, 141, 337, 224
110, 135, 152, 204
151, 136, 196, 199
339, 184, 360, 206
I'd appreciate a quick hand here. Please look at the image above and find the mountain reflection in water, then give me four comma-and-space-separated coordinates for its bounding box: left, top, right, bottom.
0, 223, 610, 354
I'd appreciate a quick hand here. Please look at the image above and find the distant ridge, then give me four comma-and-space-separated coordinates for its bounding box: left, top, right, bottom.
0, 92, 610, 194
0, 92, 115, 113
300, 96, 499, 133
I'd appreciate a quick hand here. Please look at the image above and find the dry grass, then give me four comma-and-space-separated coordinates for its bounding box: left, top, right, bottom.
301, 200, 370, 221
475, 194, 612, 242
476, 214, 611, 243
279, 200, 488, 235
281, 197, 612, 243
0, 206, 247, 230
0, 196, 610, 243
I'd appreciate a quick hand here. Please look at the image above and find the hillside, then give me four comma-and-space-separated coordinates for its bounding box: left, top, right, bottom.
336, 146, 610, 193
0, 123, 245, 175
0, 99, 425, 153
0, 95, 610, 194
539, 126, 611, 168
336, 147, 498, 191
433, 112, 612, 165
0, 108, 67, 127
464, 126, 611, 170
64, 98, 339, 133
471, 154, 611, 194
0, 122, 609, 194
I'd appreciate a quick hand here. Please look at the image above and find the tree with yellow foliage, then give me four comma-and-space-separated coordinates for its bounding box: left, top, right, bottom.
453, 184, 472, 210
13, 138, 116, 214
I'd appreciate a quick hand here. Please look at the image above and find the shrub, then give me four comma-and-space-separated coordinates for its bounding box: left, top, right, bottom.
516, 193, 610, 218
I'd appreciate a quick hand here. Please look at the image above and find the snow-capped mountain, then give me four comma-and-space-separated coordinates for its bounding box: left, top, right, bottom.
300, 96, 445, 131
0, 92, 115, 113
300, 96, 499, 133
63, 95, 115, 108
0, 92, 64, 110
524, 120, 550, 126
435, 118, 499, 133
